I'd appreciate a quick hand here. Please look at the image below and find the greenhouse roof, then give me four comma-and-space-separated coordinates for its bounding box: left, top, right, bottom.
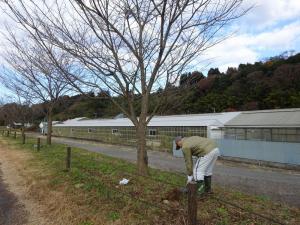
54, 112, 240, 128
225, 108, 300, 127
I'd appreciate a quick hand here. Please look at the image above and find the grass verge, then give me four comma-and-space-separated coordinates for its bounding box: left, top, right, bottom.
0, 134, 299, 225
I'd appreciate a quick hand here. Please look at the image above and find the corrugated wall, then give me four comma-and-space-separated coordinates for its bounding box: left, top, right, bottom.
216, 139, 300, 165
173, 139, 300, 166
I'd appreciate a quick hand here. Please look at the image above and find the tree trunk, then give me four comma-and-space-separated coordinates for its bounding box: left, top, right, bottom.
136, 123, 148, 175
47, 109, 52, 145
21, 126, 25, 137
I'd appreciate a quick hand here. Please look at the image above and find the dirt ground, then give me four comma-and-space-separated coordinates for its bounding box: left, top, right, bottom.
0, 168, 27, 225
0, 142, 49, 225
0, 139, 121, 225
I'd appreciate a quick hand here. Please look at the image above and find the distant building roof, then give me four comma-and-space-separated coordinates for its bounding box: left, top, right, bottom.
225, 108, 300, 127
114, 113, 126, 119
39, 121, 62, 128
54, 112, 240, 128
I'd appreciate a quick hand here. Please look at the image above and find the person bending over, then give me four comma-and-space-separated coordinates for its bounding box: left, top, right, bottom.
175, 136, 220, 195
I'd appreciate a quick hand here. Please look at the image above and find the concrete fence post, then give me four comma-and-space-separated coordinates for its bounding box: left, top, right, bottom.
66, 146, 71, 171
187, 181, 198, 225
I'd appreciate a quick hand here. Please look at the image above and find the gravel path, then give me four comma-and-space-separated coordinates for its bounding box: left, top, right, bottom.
32, 134, 300, 207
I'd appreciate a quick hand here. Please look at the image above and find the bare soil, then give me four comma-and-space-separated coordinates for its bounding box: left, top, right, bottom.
0, 141, 49, 225
0, 168, 27, 225
0, 139, 132, 225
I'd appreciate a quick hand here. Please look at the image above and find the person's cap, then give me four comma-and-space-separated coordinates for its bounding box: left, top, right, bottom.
175, 136, 182, 150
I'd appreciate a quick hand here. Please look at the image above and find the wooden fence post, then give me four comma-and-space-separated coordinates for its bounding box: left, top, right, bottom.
22, 134, 26, 144
66, 147, 71, 171
37, 138, 40, 151
7, 130, 10, 137
187, 181, 198, 225
14, 131, 16, 139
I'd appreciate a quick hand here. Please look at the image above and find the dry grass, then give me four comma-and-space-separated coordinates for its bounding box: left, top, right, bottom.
0, 136, 299, 225
0, 138, 187, 225
0, 140, 50, 225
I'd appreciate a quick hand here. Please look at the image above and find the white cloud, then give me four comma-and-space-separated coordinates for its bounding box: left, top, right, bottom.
203, 21, 300, 73
1, 0, 300, 76
238, 0, 300, 31
251, 22, 300, 50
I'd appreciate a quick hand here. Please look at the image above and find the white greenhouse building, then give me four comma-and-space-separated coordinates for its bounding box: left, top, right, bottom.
52, 112, 240, 151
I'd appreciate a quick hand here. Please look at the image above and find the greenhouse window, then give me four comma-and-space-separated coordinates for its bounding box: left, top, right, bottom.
112, 129, 119, 134
88, 128, 96, 133
149, 129, 157, 136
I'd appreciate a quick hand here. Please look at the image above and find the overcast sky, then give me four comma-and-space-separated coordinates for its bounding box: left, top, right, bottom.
205, 0, 300, 72
0, 0, 300, 99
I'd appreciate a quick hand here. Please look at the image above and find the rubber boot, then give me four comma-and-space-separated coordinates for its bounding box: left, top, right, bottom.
204, 176, 212, 194
196, 180, 205, 195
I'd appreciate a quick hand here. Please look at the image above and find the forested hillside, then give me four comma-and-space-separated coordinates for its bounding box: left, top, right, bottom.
174, 52, 300, 114
1, 53, 300, 125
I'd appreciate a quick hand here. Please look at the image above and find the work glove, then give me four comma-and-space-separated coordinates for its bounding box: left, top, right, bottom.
186, 175, 194, 184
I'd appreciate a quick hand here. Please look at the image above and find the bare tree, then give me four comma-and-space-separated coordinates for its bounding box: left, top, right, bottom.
2, 0, 249, 174
1, 103, 31, 127
0, 33, 71, 145
0, 87, 33, 137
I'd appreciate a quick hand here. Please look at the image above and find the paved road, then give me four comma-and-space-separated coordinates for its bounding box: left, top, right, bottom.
33, 134, 300, 207
0, 166, 27, 225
